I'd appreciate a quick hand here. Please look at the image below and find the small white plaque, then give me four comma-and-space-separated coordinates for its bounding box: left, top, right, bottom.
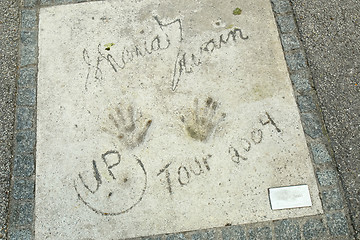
269, 185, 312, 210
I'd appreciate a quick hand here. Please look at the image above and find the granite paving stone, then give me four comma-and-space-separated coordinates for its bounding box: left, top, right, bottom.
316, 170, 337, 186
289, 70, 312, 93
300, 113, 323, 139
274, 219, 301, 240
10, 201, 34, 226
276, 14, 297, 33
285, 51, 307, 71
16, 88, 36, 106
190, 230, 215, 240
271, 0, 292, 14
302, 218, 327, 240
15, 131, 35, 154
13, 154, 35, 177
8, 229, 32, 240
20, 31, 37, 46
16, 107, 35, 130
309, 142, 332, 164
54, 0, 74, 4
321, 188, 344, 211
21, 9, 37, 29
326, 212, 349, 236
280, 33, 301, 51
23, 0, 37, 8
40, 0, 53, 5
12, 179, 35, 200
18, 67, 36, 87
20, 45, 37, 66
141, 237, 162, 240
165, 234, 186, 240
221, 225, 246, 240
248, 226, 272, 240
296, 95, 317, 113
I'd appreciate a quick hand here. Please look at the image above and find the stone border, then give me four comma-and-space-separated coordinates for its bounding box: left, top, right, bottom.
6, 0, 354, 239
7, 0, 39, 239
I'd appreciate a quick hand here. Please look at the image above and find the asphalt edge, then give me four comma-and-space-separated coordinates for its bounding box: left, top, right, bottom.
0, 0, 20, 239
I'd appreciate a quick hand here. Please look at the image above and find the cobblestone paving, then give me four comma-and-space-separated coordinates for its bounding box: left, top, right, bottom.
1, 0, 357, 239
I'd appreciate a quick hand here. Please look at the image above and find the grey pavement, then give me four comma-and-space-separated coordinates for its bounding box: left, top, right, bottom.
291, 0, 360, 239
0, 0, 19, 239
0, 0, 359, 239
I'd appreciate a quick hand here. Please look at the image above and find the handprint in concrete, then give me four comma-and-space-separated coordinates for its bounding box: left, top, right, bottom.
181, 97, 226, 141
74, 151, 147, 216
74, 104, 151, 215
102, 104, 152, 149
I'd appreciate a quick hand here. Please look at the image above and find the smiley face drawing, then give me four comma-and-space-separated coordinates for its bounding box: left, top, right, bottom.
74, 151, 147, 216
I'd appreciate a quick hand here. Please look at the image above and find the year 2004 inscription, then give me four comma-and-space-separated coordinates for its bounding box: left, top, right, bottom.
156, 112, 281, 195
74, 112, 281, 216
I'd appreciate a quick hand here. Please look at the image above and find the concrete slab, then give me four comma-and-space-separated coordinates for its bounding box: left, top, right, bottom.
35, 0, 323, 239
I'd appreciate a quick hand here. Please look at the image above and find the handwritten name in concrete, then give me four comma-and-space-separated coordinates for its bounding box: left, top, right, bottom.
82, 16, 249, 91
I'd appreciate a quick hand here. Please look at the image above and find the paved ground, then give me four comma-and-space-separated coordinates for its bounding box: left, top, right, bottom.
0, 0, 359, 239
0, 0, 19, 238
291, 0, 360, 238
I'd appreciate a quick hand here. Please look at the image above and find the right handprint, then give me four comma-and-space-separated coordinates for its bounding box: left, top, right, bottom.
102, 103, 152, 149
180, 97, 226, 142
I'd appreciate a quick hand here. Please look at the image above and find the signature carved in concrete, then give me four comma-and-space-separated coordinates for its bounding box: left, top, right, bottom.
102, 104, 152, 149
83, 16, 249, 91
181, 97, 226, 142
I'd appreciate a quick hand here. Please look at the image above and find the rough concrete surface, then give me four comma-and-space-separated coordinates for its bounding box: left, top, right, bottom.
0, 0, 359, 239
291, 0, 360, 238
0, 0, 19, 238
35, 0, 322, 239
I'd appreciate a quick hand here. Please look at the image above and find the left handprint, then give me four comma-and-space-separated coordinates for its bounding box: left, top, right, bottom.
74, 150, 147, 215
102, 104, 152, 149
